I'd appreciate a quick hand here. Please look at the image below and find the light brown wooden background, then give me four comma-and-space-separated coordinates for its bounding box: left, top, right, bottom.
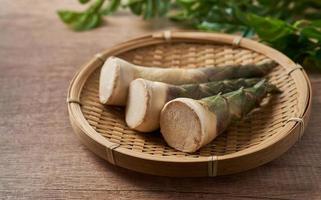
1, 1, 320, 199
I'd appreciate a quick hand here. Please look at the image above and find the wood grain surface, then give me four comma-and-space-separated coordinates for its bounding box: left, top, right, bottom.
0, 1, 320, 199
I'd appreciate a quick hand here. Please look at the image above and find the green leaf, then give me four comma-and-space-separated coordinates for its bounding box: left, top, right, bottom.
79, 0, 91, 4
127, 0, 170, 19
301, 27, 321, 40
176, 0, 198, 6
197, 21, 224, 31
58, 10, 102, 31
311, 19, 321, 27
101, 0, 121, 15
57, 0, 321, 71
58, 0, 104, 31
239, 13, 294, 42
128, 0, 144, 15
58, 10, 83, 24
157, 0, 171, 17
88, 0, 105, 13
169, 12, 188, 21
144, 0, 154, 19
197, 21, 245, 33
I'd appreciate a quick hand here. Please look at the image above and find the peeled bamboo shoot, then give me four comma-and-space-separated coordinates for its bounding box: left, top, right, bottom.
126, 78, 262, 132
99, 57, 277, 105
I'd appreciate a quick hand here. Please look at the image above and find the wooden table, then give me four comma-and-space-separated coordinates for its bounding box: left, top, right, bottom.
1, 1, 320, 199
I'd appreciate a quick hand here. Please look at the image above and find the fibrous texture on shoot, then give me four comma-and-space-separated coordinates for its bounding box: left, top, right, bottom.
99, 57, 277, 105
126, 78, 262, 132
160, 80, 281, 153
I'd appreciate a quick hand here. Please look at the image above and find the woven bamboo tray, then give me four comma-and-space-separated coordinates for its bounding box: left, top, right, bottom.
67, 31, 312, 177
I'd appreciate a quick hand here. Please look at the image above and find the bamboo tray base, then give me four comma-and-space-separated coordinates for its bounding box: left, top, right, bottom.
67, 31, 312, 177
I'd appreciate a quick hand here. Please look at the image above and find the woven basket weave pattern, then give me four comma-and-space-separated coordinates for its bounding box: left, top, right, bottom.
80, 43, 298, 158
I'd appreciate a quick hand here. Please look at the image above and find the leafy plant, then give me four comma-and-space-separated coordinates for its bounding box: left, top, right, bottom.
58, 0, 321, 70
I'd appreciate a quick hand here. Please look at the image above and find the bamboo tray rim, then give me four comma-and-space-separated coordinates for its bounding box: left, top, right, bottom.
67, 31, 312, 163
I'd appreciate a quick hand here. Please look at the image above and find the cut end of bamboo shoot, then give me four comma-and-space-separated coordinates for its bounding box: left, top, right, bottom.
126, 79, 167, 132
99, 57, 135, 106
160, 98, 217, 153
126, 79, 149, 131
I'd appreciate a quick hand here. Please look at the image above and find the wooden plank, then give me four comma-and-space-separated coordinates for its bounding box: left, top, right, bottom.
0, 0, 320, 199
